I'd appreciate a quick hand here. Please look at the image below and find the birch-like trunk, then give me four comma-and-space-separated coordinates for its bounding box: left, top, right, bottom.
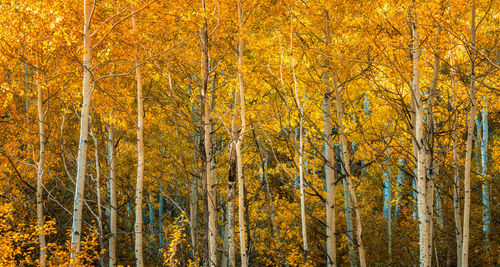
36, 67, 47, 267
461, 2, 476, 265
107, 126, 117, 267
289, 8, 308, 261
189, 89, 199, 259
70, 0, 93, 261
449, 43, 462, 267
410, 5, 429, 265
425, 27, 440, 265
343, 174, 356, 266
190, 133, 199, 260
90, 129, 105, 267
323, 10, 336, 267
333, 78, 366, 267
228, 51, 239, 267
132, 9, 145, 266
481, 99, 490, 261
199, 2, 216, 265
237, 2, 248, 265
227, 177, 236, 267
228, 133, 237, 267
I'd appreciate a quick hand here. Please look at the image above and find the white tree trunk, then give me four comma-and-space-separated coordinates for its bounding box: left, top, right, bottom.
36, 67, 47, 267
333, 77, 366, 267
289, 8, 308, 260
323, 10, 336, 267
449, 44, 462, 267
236, 2, 248, 265
189, 89, 199, 259
199, 2, 216, 264
343, 176, 356, 266
426, 28, 440, 265
132, 8, 145, 266
90, 129, 105, 267
461, 3, 476, 265
410, 6, 429, 265
107, 126, 117, 267
227, 179, 236, 267
70, 0, 93, 261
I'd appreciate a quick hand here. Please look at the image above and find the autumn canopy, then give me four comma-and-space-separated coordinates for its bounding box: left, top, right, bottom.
0, 0, 498, 266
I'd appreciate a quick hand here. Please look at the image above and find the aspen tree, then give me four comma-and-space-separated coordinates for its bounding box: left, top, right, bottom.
461, 2, 477, 265
199, 1, 216, 265
425, 25, 441, 265
70, 0, 94, 261
107, 125, 117, 267
36, 65, 47, 267
132, 7, 145, 266
333, 79, 366, 267
289, 6, 308, 260
449, 43, 462, 267
237, 1, 248, 265
409, 2, 430, 265
481, 99, 490, 262
323, 9, 336, 267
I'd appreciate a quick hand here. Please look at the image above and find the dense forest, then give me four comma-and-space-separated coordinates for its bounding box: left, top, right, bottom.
0, 0, 498, 266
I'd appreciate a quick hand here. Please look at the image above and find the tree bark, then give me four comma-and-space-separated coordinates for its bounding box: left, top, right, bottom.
461, 2, 476, 265
70, 0, 93, 262
36, 66, 47, 267
190, 127, 199, 261
410, 5, 429, 265
228, 142, 236, 267
449, 42, 462, 267
289, 7, 308, 261
425, 26, 440, 265
132, 8, 145, 266
199, 1, 216, 265
90, 128, 105, 267
107, 125, 117, 267
333, 78, 366, 267
236, 2, 248, 266
323, 10, 337, 267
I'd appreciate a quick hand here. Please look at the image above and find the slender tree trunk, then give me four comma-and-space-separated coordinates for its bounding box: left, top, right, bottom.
189, 88, 199, 260
228, 53, 239, 267
481, 99, 490, 262
70, 0, 93, 261
323, 10, 337, 267
228, 140, 236, 267
236, 2, 248, 266
343, 174, 356, 266
209, 111, 217, 267
36, 67, 47, 267
289, 7, 308, 261
333, 78, 366, 267
449, 42, 462, 267
220, 194, 229, 267
190, 130, 199, 260
461, 2, 476, 265
107, 126, 117, 267
426, 26, 440, 265
227, 183, 235, 267
410, 5, 429, 265
132, 8, 145, 266
91, 129, 105, 267
199, 2, 216, 265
